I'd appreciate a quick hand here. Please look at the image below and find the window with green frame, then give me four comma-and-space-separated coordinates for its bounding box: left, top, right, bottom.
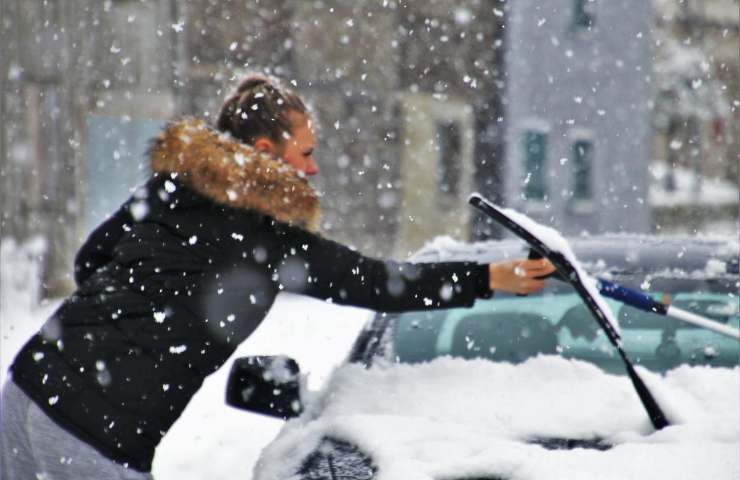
522, 130, 547, 201
572, 139, 593, 200
572, 0, 595, 30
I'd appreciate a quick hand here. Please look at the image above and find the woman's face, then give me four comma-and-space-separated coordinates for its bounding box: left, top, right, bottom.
276, 112, 318, 177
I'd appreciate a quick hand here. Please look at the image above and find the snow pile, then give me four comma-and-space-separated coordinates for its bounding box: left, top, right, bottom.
0, 237, 59, 386
256, 357, 740, 480
649, 161, 739, 208
1, 237, 45, 314
418, 233, 739, 281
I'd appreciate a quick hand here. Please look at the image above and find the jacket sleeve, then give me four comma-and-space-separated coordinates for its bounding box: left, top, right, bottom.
74, 204, 133, 286
272, 228, 492, 313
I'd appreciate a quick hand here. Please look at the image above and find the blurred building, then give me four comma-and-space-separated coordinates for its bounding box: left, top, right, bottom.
505, 0, 654, 235
650, 0, 739, 233
1, 1, 180, 296
1, 0, 506, 294
2, 0, 686, 297
180, 1, 508, 260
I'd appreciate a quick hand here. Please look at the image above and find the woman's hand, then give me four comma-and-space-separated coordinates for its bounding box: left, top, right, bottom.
489, 258, 556, 295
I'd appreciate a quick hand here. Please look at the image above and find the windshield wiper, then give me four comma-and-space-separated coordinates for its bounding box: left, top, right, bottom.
470, 193, 669, 430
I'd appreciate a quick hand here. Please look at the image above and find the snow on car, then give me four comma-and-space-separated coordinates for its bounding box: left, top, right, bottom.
228, 234, 739, 480
256, 358, 737, 480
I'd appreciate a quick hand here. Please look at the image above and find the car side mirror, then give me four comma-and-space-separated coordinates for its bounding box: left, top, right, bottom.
225, 356, 303, 419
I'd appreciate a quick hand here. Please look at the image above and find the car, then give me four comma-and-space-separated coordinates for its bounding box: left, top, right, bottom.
226, 235, 739, 480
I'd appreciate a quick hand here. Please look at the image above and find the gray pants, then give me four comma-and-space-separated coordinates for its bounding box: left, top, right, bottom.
1, 379, 154, 480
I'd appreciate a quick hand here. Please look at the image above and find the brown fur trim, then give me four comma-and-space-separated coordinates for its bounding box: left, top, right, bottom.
149, 118, 320, 232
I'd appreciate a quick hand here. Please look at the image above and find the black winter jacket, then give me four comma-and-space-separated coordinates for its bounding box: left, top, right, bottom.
10, 118, 491, 472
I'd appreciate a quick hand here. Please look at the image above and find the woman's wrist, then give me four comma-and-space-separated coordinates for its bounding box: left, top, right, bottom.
489, 263, 504, 291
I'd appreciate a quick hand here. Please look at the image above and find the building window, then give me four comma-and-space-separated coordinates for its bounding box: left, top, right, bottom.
573, 0, 595, 30
436, 120, 462, 197
572, 139, 593, 200
85, 115, 163, 233
522, 130, 548, 201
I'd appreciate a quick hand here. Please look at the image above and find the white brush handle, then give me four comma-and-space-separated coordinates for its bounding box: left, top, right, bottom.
666, 306, 740, 340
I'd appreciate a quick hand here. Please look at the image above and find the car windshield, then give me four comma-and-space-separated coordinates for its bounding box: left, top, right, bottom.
390, 276, 739, 374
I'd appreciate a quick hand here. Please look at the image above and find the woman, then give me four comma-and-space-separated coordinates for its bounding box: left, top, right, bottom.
2, 75, 554, 479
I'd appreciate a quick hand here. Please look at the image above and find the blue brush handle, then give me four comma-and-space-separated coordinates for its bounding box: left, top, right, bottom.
596, 279, 669, 315
526, 247, 669, 316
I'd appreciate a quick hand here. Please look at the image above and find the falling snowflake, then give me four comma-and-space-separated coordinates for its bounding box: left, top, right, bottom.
169, 345, 187, 354
439, 283, 454, 301
130, 201, 149, 221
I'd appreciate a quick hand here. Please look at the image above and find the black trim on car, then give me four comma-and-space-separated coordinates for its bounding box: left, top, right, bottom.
528, 436, 612, 451
298, 437, 377, 480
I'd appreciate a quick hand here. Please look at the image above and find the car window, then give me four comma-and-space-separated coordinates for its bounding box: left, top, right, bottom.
393, 291, 576, 364
390, 284, 739, 373
618, 299, 669, 330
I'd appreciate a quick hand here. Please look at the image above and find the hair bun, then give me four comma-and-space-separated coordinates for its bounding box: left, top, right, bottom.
236, 75, 271, 94
216, 73, 308, 146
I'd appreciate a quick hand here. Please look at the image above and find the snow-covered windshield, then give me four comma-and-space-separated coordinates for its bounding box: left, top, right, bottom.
390, 280, 739, 373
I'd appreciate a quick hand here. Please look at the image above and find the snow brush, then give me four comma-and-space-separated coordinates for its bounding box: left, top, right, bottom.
469, 193, 670, 430
525, 249, 739, 340
474, 198, 739, 340
595, 279, 739, 340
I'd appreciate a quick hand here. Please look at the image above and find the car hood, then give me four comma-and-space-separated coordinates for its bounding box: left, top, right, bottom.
254, 356, 739, 480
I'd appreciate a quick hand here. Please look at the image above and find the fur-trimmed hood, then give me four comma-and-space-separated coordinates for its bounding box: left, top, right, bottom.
149, 118, 320, 232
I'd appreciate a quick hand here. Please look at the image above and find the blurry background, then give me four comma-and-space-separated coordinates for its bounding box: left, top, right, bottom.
1, 2, 738, 478
1, 0, 738, 297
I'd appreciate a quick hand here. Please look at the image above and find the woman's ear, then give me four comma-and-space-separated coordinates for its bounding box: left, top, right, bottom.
253, 137, 276, 155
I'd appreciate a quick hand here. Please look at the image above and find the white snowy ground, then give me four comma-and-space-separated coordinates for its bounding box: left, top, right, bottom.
0, 239, 371, 480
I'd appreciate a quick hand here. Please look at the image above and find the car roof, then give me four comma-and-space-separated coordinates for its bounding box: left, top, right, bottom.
410, 234, 739, 276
